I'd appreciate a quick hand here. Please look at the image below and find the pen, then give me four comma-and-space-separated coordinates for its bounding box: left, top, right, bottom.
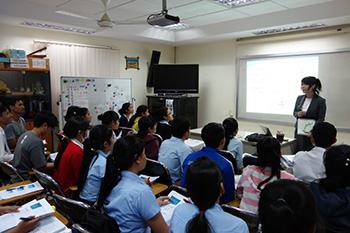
20, 217, 36, 221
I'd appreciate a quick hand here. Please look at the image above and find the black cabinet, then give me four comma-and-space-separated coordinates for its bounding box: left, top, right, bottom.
147, 95, 198, 128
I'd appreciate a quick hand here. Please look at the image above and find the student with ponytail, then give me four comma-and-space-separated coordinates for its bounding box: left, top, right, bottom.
128, 105, 149, 131
293, 76, 326, 152
118, 103, 134, 127
78, 125, 115, 205
97, 135, 171, 233
97, 110, 121, 141
54, 116, 90, 197
170, 157, 248, 233
259, 179, 323, 233
237, 137, 296, 212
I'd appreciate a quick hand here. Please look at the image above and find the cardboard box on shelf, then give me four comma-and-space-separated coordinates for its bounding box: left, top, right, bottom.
28, 57, 49, 69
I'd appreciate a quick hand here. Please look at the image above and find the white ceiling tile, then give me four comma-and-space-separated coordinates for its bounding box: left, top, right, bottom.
184, 9, 249, 26
235, 1, 287, 16
271, 0, 334, 9
170, 1, 227, 18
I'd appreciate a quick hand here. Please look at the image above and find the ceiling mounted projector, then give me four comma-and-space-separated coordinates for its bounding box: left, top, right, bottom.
147, 0, 180, 27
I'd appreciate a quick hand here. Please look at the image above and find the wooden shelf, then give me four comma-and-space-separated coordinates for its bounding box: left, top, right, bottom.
0, 67, 49, 72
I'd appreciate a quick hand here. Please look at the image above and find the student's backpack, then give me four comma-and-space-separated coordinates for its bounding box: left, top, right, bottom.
81, 204, 120, 233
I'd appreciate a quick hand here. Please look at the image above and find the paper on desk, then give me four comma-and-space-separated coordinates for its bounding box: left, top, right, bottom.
0, 198, 54, 233
29, 216, 67, 233
0, 181, 43, 200
160, 190, 188, 225
282, 155, 295, 166
49, 152, 58, 162
139, 174, 159, 183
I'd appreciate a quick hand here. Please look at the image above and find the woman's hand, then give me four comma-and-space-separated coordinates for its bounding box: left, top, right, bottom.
156, 196, 174, 206
0, 206, 20, 215
143, 178, 152, 187
7, 216, 40, 233
297, 111, 305, 117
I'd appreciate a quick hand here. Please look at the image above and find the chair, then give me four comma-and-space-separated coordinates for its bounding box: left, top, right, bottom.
32, 168, 66, 197
242, 153, 258, 168
0, 161, 25, 183
53, 194, 91, 224
168, 184, 189, 197
220, 150, 238, 174
153, 133, 163, 146
138, 159, 172, 186
221, 204, 259, 233
72, 224, 92, 233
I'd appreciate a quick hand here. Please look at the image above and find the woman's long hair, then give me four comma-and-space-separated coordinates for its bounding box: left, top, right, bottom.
118, 103, 131, 115
54, 116, 90, 170
302, 76, 322, 95
256, 137, 281, 190
77, 124, 114, 191
222, 118, 238, 150
128, 105, 148, 128
97, 135, 144, 208
185, 157, 223, 233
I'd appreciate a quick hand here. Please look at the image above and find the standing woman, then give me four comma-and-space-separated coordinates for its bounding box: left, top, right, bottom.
293, 76, 326, 152
118, 103, 134, 127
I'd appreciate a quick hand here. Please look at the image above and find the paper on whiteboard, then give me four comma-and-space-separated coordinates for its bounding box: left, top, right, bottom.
297, 118, 316, 135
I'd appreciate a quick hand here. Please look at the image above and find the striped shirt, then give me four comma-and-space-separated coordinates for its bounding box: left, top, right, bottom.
237, 165, 296, 212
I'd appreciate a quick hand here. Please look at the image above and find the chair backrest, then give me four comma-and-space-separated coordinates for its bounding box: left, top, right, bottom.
32, 168, 66, 197
221, 204, 259, 233
53, 194, 90, 223
168, 184, 189, 197
153, 133, 163, 146
0, 161, 25, 182
72, 224, 92, 233
139, 159, 172, 186
242, 153, 258, 168
220, 150, 238, 174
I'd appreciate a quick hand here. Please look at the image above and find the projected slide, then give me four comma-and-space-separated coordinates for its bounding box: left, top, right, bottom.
246, 56, 318, 115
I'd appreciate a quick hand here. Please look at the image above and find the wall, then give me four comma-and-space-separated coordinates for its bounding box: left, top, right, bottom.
177, 32, 350, 146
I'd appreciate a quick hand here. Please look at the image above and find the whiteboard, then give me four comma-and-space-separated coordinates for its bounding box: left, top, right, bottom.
237, 49, 350, 130
60, 76, 132, 126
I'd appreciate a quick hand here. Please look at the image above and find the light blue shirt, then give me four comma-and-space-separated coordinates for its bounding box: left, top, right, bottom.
227, 137, 243, 169
104, 171, 160, 233
159, 137, 192, 183
170, 203, 249, 233
80, 150, 107, 202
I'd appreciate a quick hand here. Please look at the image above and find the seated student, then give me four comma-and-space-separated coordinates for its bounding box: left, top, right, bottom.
158, 117, 192, 183
78, 125, 115, 205
237, 137, 296, 212
137, 116, 159, 160
57, 105, 81, 151
170, 157, 249, 233
54, 116, 90, 197
0, 206, 40, 233
293, 122, 337, 183
181, 123, 235, 204
309, 145, 350, 231
222, 117, 243, 171
118, 103, 134, 127
97, 135, 171, 233
0, 105, 14, 162
12, 111, 58, 182
98, 110, 120, 141
4, 98, 26, 150
154, 107, 173, 141
78, 107, 92, 126
259, 179, 323, 233
128, 105, 149, 132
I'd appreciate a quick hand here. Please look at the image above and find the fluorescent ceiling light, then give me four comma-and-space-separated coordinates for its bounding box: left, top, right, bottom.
22, 22, 95, 34
210, 0, 267, 7
55, 10, 91, 20
155, 23, 193, 30
252, 23, 325, 35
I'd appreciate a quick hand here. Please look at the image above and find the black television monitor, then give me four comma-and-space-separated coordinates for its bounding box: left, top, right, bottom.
153, 64, 199, 94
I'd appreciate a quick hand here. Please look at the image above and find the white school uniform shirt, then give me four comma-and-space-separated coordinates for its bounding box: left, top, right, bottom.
0, 126, 13, 162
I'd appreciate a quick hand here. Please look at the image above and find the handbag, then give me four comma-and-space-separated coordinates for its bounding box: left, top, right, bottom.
245, 133, 268, 142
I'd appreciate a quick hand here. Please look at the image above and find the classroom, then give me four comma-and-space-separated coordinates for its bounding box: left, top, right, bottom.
0, 0, 349, 232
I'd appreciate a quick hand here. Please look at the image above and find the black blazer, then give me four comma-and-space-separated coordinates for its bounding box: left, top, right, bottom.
293, 94, 326, 127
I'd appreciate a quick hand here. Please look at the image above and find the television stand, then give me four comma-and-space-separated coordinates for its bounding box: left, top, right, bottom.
147, 95, 198, 128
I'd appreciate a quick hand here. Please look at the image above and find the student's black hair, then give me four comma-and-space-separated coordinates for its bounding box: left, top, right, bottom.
312, 122, 336, 148
97, 135, 144, 208
33, 110, 58, 128
259, 180, 319, 233
118, 103, 131, 115
54, 116, 90, 170
77, 124, 114, 192
301, 76, 322, 95
320, 145, 350, 192
4, 98, 22, 111
222, 118, 238, 150
97, 110, 119, 125
0, 105, 8, 115
171, 117, 191, 138
201, 123, 225, 149
256, 137, 281, 190
78, 107, 89, 118
64, 106, 80, 121
153, 107, 168, 121
128, 105, 148, 128
137, 116, 156, 139
185, 157, 222, 233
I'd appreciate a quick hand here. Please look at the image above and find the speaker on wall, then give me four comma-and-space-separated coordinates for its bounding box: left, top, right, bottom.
146, 50, 161, 87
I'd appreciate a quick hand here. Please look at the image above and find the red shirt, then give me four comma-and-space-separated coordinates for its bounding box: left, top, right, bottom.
54, 140, 83, 197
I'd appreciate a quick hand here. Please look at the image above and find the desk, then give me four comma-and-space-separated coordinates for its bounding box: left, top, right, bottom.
190, 128, 296, 155
152, 183, 168, 195
53, 211, 68, 226
227, 198, 241, 208
0, 180, 43, 205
